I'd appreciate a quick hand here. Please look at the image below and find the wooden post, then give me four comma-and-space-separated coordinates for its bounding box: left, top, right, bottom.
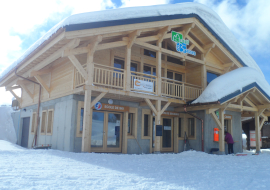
82, 53, 94, 152
125, 47, 131, 91
201, 64, 207, 90
218, 108, 225, 154
154, 100, 161, 152
156, 42, 162, 96
255, 112, 261, 153
122, 111, 128, 154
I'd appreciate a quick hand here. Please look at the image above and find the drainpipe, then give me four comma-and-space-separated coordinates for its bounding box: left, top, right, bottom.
15, 68, 42, 147
184, 107, 204, 152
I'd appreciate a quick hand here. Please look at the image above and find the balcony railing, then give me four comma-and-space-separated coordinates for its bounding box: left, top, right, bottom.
74, 63, 202, 100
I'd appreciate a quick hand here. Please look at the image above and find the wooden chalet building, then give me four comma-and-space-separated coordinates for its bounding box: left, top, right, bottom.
1, 3, 270, 154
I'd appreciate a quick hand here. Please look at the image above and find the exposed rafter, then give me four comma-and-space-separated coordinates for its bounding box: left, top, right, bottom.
183, 23, 195, 39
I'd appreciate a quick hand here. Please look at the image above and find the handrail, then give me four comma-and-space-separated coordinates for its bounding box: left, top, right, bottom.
94, 63, 125, 71
161, 77, 202, 88
130, 71, 157, 78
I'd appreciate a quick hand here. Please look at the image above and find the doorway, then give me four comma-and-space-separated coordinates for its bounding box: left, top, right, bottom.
91, 111, 122, 152
161, 117, 173, 152
21, 117, 30, 148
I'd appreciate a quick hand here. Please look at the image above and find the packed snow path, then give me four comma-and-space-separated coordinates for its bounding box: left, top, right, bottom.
1, 141, 270, 189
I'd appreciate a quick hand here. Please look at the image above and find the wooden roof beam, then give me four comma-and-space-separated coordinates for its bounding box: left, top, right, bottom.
88, 35, 103, 56
203, 43, 215, 61
34, 75, 51, 94
127, 30, 141, 48
183, 23, 195, 39
145, 98, 158, 116
68, 55, 87, 80
30, 67, 53, 77
9, 90, 21, 104
186, 35, 204, 53
18, 83, 34, 100
5, 86, 21, 91
157, 26, 171, 44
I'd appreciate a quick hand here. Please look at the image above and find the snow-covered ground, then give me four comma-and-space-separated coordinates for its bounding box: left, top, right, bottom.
1, 141, 270, 190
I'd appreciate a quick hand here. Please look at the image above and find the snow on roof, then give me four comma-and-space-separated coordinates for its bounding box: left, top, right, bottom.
0, 2, 263, 81
193, 67, 270, 104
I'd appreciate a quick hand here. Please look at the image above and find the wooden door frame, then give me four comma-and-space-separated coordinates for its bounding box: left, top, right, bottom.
160, 117, 174, 152
91, 111, 123, 153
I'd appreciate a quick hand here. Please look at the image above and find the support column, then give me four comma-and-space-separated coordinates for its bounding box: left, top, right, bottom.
218, 108, 225, 154
156, 42, 162, 96
201, 64, 207, 90
255, 112, 261, 153
125, 47, 131, 91
82, 53, 94, 152
122, 111, 128, 154
154, 100, 161, 153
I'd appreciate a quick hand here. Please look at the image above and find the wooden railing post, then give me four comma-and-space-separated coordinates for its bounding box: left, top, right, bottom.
183, 83, 185, 100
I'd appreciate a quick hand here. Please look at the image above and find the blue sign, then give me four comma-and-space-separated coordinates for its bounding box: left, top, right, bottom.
95, 102, 102, 110
176, 43, 196, 56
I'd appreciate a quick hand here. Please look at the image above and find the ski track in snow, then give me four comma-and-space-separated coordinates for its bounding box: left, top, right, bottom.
1, 141, 270, 189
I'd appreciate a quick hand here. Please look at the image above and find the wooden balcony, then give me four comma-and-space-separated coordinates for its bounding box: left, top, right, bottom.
75, 64, 202, 101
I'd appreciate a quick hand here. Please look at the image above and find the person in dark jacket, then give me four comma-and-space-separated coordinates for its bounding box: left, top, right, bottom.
225, 131, 234, 154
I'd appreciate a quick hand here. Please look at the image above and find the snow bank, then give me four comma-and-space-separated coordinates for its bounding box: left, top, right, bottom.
0, 2, 263, 80
0, 107, 17, 144
193, 67, 270, 103
0, 140, 23, 151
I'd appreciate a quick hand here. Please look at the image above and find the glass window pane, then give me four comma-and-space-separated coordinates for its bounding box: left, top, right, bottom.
167, 71, 173, 79
143, 66, 151, 75
175, 73, 182, 81
80, 108, 84, 133
167, 56, 183, 65
144, 115, 149, 136
144, 49, 156, 58
207, 72, 219, 85
188, 118, 195, 137
153, 68, 156, 76
163, 118, 172, 148
128, 113, 133, 135
91, 112, 104, 147
114, 59, 124, 69
178, 118, 181, 137
107, 113, 121, 147
131, 63, 137, 72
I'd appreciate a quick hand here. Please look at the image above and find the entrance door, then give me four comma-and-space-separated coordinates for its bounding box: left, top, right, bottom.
21, 117, 30, 148
91, 111, 122, 152
161, 118, 173, 152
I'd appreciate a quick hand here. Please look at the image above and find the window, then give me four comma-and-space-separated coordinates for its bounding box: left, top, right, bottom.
167, 70, 183, 82
131, 63, 137, 72
167, 56, 184, 65
142, 109, 152, 139
76, 101, 84, 137
46, 109, 54, 135
188, 118, 195, 138
31, 112, 36, 134
40, 111, 47, 135
178, 118, 182, 138
207, 71, 219, 85
114, 58, 124, 69
128, 113, 134, 135
144, 49, 156, 58
143, 65, 156, 76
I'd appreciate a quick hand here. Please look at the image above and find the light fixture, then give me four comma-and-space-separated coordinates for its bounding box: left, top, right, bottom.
108, 99, 113, 104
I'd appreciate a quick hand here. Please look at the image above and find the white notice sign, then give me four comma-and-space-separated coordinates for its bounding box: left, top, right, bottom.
164, 126, 171, 130
134, 79, 153, 92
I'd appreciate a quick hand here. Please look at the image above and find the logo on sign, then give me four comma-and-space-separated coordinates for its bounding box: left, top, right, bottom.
133, 79, 153, 92
95, 102, 102, 110
171, 31, 196, 56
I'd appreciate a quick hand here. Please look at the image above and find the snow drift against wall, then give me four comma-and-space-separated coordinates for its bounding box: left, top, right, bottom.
193, 67, 270, 104
0, 2, 263, 80
0, 107, 17, 144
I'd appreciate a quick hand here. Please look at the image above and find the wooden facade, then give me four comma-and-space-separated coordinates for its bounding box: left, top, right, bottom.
1, 12, 270, 154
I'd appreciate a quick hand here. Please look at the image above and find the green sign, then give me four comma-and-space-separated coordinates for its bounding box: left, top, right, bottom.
171, 31, 189, 45
215, 111, 219, 119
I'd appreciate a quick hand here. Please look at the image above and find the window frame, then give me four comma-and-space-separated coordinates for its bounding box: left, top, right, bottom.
40, 110, 47, 135
31, 112, 37, 134
141, 109, 152, 139
46, 109, 54, 135
127, 107, 138, 139
76, 101, 84, 137
167, 69, 184, 82
185, 114, 196, 140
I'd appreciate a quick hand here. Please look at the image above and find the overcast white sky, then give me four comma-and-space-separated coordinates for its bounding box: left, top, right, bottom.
1, 0, 270, 105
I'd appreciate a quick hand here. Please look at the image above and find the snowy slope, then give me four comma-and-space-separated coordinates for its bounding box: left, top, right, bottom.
0, 3, 262, 80
0, 107, 17, 143
1, 140, 270, 189
193, 67, 270, 103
